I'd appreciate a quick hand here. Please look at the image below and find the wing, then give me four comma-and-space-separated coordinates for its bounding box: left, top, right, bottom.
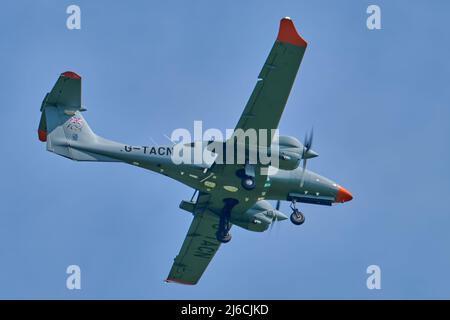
208, 19, 308, 182
233, 17, 307, 144
166, 192, 223, 285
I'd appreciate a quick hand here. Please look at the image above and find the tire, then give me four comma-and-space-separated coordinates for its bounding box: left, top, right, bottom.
241, 176, 256, 190
216, 232, 232, 243
290, 211, 305, 225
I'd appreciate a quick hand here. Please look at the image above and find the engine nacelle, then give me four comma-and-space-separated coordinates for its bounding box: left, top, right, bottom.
272, 136, 303, 170
270, 135, 319, 170
231, 200, 287, 232
201, 135, 317, 170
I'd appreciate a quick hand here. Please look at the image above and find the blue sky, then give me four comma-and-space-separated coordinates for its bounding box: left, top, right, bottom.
0, 0, 449, 299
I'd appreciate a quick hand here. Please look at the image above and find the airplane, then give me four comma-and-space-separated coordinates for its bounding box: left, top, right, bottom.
37, 17, 353, 285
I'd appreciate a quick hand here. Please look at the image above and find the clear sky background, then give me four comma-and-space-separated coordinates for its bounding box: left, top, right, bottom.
0, 0, 449, 299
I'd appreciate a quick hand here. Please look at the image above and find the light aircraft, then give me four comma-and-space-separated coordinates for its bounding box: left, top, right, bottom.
38, 17, 353, 285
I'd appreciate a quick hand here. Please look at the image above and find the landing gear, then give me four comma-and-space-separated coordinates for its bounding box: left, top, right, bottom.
216, 198, 238, 243
241, 176, 256, 190
236, 164, 256, 190
289, 200, 305, 225
216, 231, 232, 243
290, 210, 305, 225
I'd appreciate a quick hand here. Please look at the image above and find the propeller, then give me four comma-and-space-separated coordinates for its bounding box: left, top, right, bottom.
269, 200, 282, 232
300, 128, 314, 187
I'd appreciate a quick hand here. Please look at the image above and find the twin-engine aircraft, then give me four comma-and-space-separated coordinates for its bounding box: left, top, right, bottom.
38, 17, 352, 285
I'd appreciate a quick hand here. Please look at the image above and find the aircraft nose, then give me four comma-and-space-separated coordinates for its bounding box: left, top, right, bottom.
335, 186, 353, 203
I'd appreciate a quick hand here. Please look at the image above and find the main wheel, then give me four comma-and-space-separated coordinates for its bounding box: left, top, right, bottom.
241, 176, 256, 190
290, 210, 305, 225
216, 232, 232, 243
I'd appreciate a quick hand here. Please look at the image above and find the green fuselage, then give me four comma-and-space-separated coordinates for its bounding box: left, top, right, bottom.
69, 138, 342, 222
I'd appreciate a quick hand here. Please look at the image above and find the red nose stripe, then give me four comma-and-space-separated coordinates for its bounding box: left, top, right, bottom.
277, 17, 308, 47
38, 129, 47, 142
335, 186, 353, 203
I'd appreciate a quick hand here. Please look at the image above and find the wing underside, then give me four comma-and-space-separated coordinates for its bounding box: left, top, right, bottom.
166, 193, 222, 285
233, 18, 307, 144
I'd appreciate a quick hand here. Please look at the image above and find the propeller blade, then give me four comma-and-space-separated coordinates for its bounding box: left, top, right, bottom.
269, 212, 277, 232
305, 128, 314, 150
300, 158, 307, 187
303, 132, 308, 150
300, 128, 313, 188
270, 202, 280, 232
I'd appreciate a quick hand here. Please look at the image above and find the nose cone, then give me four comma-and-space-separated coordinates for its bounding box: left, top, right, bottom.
305, 149, 319, 159
335, 186, 353, 203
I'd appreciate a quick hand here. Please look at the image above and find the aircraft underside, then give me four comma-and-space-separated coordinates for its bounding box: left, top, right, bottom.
38, 17, 352, 285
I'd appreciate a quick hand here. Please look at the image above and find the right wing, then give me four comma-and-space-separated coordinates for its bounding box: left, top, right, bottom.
166, 192, 223, 285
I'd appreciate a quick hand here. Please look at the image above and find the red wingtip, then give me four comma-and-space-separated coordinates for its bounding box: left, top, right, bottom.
61, 71, 81, 80
277, 17, 308, 47
38, 129, 47, 142
165, 278, 196, 286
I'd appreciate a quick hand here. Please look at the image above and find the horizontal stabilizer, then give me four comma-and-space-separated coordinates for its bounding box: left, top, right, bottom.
38, 71, 119, 162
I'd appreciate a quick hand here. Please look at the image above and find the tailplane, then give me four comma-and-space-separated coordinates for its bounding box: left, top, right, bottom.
38, 71, 118, 162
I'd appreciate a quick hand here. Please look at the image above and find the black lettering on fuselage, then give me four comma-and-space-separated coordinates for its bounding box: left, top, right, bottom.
124, 145, 173, 156
158, 147, 166, 155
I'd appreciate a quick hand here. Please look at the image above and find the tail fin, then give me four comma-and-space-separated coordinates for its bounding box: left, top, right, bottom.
38, 71, 117, 162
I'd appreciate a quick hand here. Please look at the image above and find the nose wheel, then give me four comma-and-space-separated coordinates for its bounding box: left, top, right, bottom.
290, 209, 305, 225
289, 200, 305, 226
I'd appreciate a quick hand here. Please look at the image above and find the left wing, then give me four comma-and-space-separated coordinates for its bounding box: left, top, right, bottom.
233, 17, 307, 144
166, 193, 222, 285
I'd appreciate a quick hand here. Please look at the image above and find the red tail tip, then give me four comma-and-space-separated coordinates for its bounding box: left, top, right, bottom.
61, 71, 81, 79
277, 17, 308, 47
38, 129, 47, 142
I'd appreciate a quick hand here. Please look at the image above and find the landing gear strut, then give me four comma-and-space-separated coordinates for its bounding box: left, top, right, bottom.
236, 164, 256, 190
289, 200, 305, 225
216, 198, 238, 243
